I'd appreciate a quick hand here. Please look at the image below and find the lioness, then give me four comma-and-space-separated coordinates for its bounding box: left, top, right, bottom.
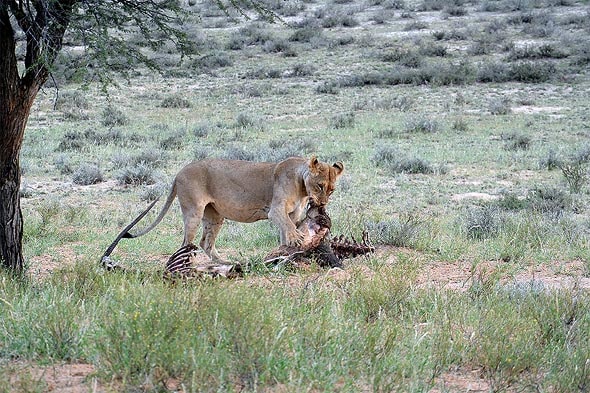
123, 156, 344, 262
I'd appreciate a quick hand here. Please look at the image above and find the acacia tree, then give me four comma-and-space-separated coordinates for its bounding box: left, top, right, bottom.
0, 0, 270, 273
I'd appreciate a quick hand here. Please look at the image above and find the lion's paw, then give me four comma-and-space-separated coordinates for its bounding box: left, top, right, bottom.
286, 229, 305, 247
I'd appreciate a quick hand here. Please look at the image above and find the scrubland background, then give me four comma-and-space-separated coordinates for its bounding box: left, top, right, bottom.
2, 0, 590, 391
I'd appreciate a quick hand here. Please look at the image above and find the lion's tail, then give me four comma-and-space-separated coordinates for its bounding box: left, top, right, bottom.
123, 181, 178, 239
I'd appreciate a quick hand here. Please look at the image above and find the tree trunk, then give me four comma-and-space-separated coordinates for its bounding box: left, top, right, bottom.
0, 7, 40, 273
0, 152, 25, 273
0, 93, 36, 274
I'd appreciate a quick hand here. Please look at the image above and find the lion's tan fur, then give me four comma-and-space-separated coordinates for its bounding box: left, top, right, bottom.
128, 156, 343, 262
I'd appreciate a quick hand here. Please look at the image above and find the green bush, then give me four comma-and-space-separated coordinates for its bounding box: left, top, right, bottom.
477, 61, 511, 83
191, 52, 232, 71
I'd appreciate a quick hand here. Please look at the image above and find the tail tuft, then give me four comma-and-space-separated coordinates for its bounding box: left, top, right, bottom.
122, 232, 135, 239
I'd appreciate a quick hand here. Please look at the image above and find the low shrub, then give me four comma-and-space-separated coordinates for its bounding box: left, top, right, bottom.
574, 144, 590, 163
315, 81, 339, 94
262, 39, 296, 56
373, 146, 399, 167
290, 63, 316, 77
389, 157, 435, 174
463, 205, 502, 240
132, 149, 167, 168
503, 132, 531, 151
139, 182, 169, 202
235, 112, 265, 131
329, 112, 355, 129
404, 116, 441, 133
508, 44, 568, 60
526, 186, 571, 218
55, 90, 90, 121
193, 146, 211, 161
72, 163, 103, 186
191, 53, 233, 71
288, 27, 324, 43
476, 61, 511, 83
496, 192, 528, 211
117, 164, 157, 186
559, 161, 588, 193
488, 97, 512, 115
381, 49, 424, 68
538, 149, 562, 170
508, 61, 556, 83
56, 131, 86, 152
221, 146, 257, 161
54, 155, 74, 175
373, 146, 435, 175
159, 130, 186, 150
451, 117, 469, 132
101, 105, 129, 127
366, 212, 424, 247
320, 13, 359, 28
419, 43, 448, 57
444, 5, 468, 16
159, 95, 192, 109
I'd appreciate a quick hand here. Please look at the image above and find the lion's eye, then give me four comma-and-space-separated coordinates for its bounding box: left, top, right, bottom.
317, 184, 324, 191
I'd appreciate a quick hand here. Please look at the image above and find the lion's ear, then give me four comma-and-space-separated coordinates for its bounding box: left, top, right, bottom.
308, 155, 320, 174
332, 162, 344, 176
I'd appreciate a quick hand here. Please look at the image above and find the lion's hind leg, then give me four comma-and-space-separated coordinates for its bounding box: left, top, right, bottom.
181, 203, 206, 247
200, 204, 228, 263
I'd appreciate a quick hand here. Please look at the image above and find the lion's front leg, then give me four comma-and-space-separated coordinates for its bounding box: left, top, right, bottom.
268, 203, 305, 247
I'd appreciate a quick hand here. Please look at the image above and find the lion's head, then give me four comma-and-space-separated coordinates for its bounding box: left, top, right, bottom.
304, 156, 344, 207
